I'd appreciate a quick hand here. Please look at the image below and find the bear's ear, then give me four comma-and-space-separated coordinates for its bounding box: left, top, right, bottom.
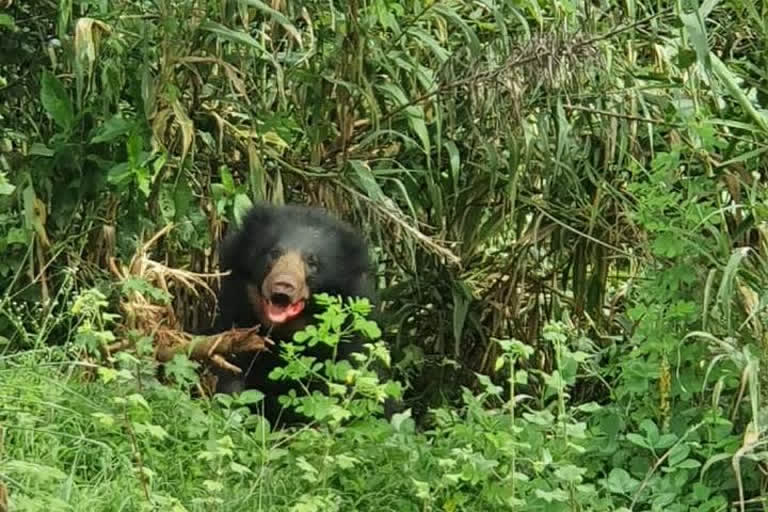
219, 202, 276, 272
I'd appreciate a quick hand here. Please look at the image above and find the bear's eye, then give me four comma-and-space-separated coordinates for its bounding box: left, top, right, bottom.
306, 254, 320, 273
268, 248, 281, 260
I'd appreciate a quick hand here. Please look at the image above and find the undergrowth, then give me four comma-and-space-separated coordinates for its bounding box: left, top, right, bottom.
2, 0, 768, 509
1, 289, 761, 511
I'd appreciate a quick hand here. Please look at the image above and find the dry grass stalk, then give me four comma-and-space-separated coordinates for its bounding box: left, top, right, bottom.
106, 224, 271, 371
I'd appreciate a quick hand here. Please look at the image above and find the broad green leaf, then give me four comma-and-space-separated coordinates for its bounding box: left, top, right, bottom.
40, 70, 74, 131
534, 488, 569, 503
668, 443, 691, 467
236, 389, 265, 406
625, 433, 650, 449
679, 8, 711, 73
604, 468, 639, 494
233, 193, 253, 224
107, 161, 133, 185
220, 167, 235, 194
553, 464, 586, 483
173, 178, 193, 219
90, 115, 133, 144
28, 143, 54, 157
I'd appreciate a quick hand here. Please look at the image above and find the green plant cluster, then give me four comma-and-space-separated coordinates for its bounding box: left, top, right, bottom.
0, 292, 735, 510
1, 0, 768, 510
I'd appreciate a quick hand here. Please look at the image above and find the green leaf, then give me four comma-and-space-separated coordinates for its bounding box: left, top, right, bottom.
220, 166, 235, 194
4, 461, 67, 483
236, 389, 265, 406
575, 401, 602, 413
407, 27, 450, 62
29, 143, 55, 157
233, 193, 253, 225
229, 461, 254, 475
240, 0, 301, 44
676, 48, 697, 69
639, 419, 660, 444
675, 458, 702, 470
0, 13, 16, 30
126, 131, 144, 165
667, 443, 691, 467
106, 161, 134, 185
376, 83, 430, 153
443, 140, 460, 193
40, 70, 74, 131
604, 468, 639, 494
625, 433, 651, 449
174, 178, 194, 219
356, 318, 382, 340
391, 409, 414, 433
90, 115, 133, 144
135, 422, 169, 440
534, 488, 569, 503
199, 20, 265, 53
553, 464, 586, 483
0, 172, 14, 196
710, 54, 768, 133
164, 354, 200, 385
348, 160, 387, 202
679, 8, 711, 73
431, 4, 481, 56
126, 393, 150, 411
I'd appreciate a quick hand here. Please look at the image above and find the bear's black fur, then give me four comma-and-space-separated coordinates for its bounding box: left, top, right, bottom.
211, 202, 377, 426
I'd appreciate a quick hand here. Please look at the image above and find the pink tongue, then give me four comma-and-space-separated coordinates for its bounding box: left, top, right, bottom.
265, 300, 305, 324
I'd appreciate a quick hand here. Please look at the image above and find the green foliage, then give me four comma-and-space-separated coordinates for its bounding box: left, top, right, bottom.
266, 294, 401, 426
0, 318, 657, 510
1, 0, 768, 508
0, 296, 759, 510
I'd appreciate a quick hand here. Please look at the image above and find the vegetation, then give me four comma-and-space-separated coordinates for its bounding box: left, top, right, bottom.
1, 0, 767, 510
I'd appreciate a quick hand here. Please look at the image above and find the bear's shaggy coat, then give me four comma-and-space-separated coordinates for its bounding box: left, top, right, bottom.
212, 203, 376, 425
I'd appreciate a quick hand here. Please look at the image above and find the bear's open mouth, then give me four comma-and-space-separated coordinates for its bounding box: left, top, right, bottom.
263, 296, 306, 324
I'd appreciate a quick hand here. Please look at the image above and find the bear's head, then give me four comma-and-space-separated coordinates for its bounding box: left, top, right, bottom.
220, 203, 374, 336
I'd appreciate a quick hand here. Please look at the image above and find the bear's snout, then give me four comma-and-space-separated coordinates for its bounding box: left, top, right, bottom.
268, 275, 298, 305
262, 250, 309, 305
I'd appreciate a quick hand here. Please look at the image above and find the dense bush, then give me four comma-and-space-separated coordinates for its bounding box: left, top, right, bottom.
1, 0, 767, 509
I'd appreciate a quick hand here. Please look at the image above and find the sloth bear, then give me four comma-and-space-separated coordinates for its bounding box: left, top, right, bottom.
211, 202, 377, 426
